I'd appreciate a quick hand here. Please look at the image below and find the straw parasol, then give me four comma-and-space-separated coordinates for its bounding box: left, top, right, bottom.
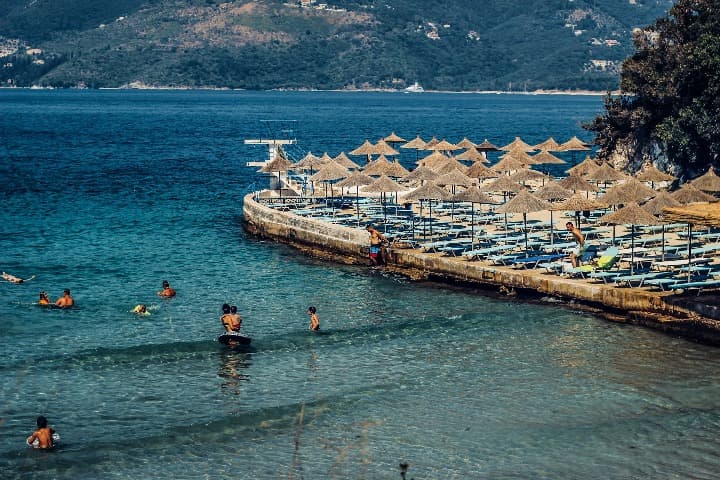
423, 136, 440, 149
451, 184, 496, 249
508, 168, 552, 186
428, 139, 458, 153
373, 139, 399, 157
599, 178, 657, 206
491, 154, 528, 174
479, 174, 526, 195
384, 132, 406, 144
402, 181, 452, 238
309, 161, 350, 206
597, 202, 660, 275
551, 193, 607, 228
496, 190, 553, 253
418, 151, 449, 169
466, 161, 499, 180
642, 191, 681, 261
350, 139, 376, 163
362, 154, 393, 176
636, 163, 675, 187
531, 150, 566, 165
566, 155, 600, 176
401, 166, 439, 185
454, 137, 477, 149
333, 152, 360, 170
363, 175, 405, 230
690, 166, 720, 193
584, 162, 630, 185
533, 137, 562, 151
663, 202, 720, 281
671, 184, 717, 204
456, 145, 488, 163
260, 152, 295, 201
558, 135, 591, 165
401, 135, 427, 162
500, 136, 536, 152
384, 160, 410, 179
336, 171, 374, 226
436, 167, 473, 219
434, 157, 469, 175
557, 174, 599, 194
476, 139, 500, 152
535, 182, 573, 244
293, 151, 321, 170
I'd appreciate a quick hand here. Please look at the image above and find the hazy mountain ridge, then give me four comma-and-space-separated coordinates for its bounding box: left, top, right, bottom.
0, 0, 674, 90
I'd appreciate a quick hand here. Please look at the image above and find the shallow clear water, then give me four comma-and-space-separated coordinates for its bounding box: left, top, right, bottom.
2, 90, 720, 479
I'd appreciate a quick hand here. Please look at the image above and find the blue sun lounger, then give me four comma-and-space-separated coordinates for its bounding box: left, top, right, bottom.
669, 279, 720, 295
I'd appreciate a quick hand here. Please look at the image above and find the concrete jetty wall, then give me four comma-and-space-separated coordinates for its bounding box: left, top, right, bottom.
243, 194, 720, 345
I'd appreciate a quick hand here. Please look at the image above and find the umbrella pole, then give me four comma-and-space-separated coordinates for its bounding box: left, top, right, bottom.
421, 200, 426, 239
356, 186, 360, 227
430, 200, 434, 237
661, 224, 665, 262
383, 192, 387, 233
687, 223, 693, 282
550, 210, 554, 245
471, 203, 475, 251
524, 213, 529, 256
630, 224, 635, 276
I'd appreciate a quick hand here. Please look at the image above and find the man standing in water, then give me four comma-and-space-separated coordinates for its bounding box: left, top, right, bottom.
157, 280, 176, 298
365, 225, 387, 266
26, 416, 56, 449
566, 222, 585, 267
55, 289, 74, 308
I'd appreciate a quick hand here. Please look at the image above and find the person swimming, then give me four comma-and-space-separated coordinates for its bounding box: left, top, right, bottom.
26, 416, 57, 449
307, 306, 320, 331
131, 304, 150, 316
157, 280, 176, 298
55, 289, 74, 308
38, 291, 50, 305
2, 272, 33, 284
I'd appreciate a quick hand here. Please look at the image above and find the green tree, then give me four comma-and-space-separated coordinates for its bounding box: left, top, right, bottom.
585, 0, 720, 179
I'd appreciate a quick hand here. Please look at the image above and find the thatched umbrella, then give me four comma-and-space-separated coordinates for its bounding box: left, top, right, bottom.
436, 168, 473, 219
597, 202, 660, 275
401, 135, 427, 162
535, 182, 573, 244
401, 166, 439, 186
374, 139, 400, 157
337, 171, 374, 226
599, 178, 657, 206
260, 152, 295, 201
433, 157, 469, 175
491, 154, 528, 174
423, 136, 440, 150
558, 135, 591, 165
309, 161, 350, 209
454, 137, 477, 150
333, 152, 361, 170
551, 193, 607, 229
496, 190, 552, 253
508, 168, 553, 187
671, 184, 717, 204
557, 174, 599, 195
350, 139, 376, 164
418, 151, 449, 170
476, 139, 500, 152
584, 162, 630, 190
402, 182, 452, 238
430, 139, 460, 153
383, 132, 406, 146
636, 163, 676, 188
533, 137, 562, 151
566, 155, 600, 177
363, 154, 393, 176
384, 160, 410, 179
531, 150, 566, 166
451, 184, 495, 249
663, 202, 720, 281
363, 175, 405, 231
642, 191, 682, 261
466, 161, 499, 181
690, 166, 720, 193
456, 145, 488, 163
501, 136, 536, 152
480, 174, 526, 233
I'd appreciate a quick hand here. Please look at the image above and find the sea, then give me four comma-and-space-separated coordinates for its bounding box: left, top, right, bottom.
2, 90, 720, 480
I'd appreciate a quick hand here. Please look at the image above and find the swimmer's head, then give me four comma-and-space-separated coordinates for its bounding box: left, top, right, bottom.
36, 416, 47, 428
222, 303, 230, 314
308, 306, 316, 314
162, 280, 170, 288
63, 289, 70, 295
230, 305, 237, 314
39, 291, 48, 298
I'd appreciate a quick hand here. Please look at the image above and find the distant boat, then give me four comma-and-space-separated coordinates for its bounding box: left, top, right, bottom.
404, 82, 424, 93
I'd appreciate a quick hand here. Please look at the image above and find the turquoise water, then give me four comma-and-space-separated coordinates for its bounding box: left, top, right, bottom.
2, 90, 720, 479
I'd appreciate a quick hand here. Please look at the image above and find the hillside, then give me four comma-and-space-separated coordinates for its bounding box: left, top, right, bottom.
0, 0, 674, 90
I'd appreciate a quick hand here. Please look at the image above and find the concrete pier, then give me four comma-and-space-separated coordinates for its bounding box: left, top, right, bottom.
243, 194, 720, 345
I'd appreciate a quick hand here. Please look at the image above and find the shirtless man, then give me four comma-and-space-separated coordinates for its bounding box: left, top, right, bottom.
229, 306, 242, 332
221, 304, 241, 332
55, 289, 74, 308
307, 306, 320, 331
365, 225, 387, 266
157, 280, 176, 298
566, 222, 586, 267
26, 416, 56, 449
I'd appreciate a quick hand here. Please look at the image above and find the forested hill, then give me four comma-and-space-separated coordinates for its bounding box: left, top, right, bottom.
0, 0, 674, 90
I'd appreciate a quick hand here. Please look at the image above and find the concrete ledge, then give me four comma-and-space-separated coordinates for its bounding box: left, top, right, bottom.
243, 193, 720, 345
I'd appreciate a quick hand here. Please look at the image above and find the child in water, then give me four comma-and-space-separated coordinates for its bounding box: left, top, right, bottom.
131, 304, 150, 316
26, 416, 57, 449
38, 291, 50, 305
307, 306, 320, 331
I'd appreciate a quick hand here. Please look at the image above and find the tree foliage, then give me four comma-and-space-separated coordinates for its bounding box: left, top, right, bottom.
585, 0, 720, 179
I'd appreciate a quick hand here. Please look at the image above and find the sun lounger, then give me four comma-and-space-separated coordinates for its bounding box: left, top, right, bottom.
669, 279, 720, 295
512, 253, 567, 269
613, 270, 672, 288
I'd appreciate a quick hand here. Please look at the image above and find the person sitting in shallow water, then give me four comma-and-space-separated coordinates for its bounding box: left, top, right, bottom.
131, 304, 150, 316
157, 280, 176, 298
26, 416, 56, 449
38, 291, 50, 305
55, 289, 74, 308
221, 304, 241, 332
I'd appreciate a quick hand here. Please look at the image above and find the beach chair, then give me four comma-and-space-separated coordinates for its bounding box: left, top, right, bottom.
669, 279, 720, 295
568, 247, 619, 279
511, 253, 566, 269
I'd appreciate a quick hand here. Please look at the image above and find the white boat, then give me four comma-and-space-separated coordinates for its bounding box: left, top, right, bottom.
404, 82, 424, 93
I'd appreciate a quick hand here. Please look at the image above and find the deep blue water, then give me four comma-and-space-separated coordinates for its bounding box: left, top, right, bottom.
2, 90, 720, 479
